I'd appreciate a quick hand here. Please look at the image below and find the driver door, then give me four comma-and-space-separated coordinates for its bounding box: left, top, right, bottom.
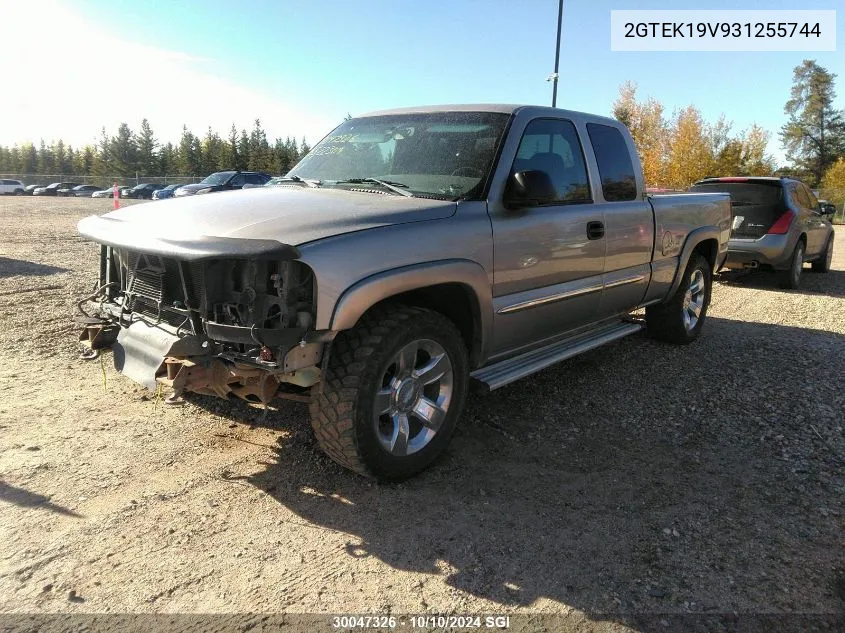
487, 117, 605, 358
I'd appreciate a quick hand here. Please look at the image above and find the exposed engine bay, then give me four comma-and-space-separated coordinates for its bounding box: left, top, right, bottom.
78, 245, 323, 404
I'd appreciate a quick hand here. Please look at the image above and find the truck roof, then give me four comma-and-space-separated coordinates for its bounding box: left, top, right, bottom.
358, 103, 620, 125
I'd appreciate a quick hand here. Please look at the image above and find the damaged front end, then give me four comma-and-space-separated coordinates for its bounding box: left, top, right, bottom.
76, 216, 326, 405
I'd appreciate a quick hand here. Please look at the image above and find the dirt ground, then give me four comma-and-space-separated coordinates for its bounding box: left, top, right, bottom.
0, 197, 843, 631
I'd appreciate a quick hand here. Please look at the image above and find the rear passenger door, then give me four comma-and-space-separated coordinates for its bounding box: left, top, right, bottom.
584, 123, 652, 319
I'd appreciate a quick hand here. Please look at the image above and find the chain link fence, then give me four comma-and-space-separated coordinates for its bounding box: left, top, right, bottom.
0, 174, 204, 187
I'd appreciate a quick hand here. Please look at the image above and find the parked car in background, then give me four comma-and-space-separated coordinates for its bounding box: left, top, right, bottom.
33, 182, 82, 196
151, 184, 183, 200
689, 177, 834, 288
24, 184, 44, 195
0, 179, 25, 195
59, 184, 102, 197
120, 183, 165, 200
175, 170, 272, 196
92, 186, 123, 198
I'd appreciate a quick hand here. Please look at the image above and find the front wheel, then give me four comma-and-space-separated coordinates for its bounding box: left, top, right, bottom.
646, 253, 712, 345
310, 304, 469, 481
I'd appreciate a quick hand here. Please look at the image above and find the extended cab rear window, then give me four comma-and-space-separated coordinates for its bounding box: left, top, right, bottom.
586, 123, 637, 202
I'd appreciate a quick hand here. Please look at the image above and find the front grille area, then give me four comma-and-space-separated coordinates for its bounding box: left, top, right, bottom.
117, 250, 201, 330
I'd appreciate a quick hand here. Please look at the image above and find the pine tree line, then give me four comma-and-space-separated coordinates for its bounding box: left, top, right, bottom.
0, 118, 312, 181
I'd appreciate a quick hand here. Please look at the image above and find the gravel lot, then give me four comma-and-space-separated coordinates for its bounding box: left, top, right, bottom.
0, 197, 843, 631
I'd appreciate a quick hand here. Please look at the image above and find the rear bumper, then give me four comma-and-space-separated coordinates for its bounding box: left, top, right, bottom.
724, 233, 797, 270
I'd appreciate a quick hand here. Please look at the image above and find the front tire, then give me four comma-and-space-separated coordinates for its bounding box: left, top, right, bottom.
811, 234, 834, 273
779, 240, 805, 289
646, 253, 712, 345
310, 305, 469, 481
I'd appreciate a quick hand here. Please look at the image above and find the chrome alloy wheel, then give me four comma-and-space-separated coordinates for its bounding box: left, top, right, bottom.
682, 269, 706, 332
373, 339, 454, 456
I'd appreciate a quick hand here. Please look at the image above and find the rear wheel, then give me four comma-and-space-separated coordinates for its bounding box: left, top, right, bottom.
811, 234, 834, 273
310, 304, 468, 481
779, 240, 805, 288
646, 253, 711, 345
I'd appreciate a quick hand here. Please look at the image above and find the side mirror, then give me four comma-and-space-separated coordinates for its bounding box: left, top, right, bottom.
504, 170, 557, 208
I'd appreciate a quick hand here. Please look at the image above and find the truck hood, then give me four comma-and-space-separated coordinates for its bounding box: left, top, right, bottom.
78, 186, 457, 259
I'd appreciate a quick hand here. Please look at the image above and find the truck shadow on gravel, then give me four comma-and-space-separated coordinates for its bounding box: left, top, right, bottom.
715, 268, 845, 298
0, 256, 69, 279
215, 317, 844, 629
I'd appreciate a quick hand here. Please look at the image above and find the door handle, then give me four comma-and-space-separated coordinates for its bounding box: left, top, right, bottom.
587, 221, 605, 240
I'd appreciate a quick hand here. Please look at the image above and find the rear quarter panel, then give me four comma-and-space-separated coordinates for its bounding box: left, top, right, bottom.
643, 192, 731, 303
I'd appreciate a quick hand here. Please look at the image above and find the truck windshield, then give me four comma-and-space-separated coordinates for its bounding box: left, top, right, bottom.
289, 112, 510, 199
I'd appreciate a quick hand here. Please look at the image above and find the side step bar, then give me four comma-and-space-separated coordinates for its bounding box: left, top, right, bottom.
471, 321, 644, 392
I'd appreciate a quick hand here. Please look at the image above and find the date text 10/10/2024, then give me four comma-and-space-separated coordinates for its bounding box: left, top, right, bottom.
331, 615, 511, 629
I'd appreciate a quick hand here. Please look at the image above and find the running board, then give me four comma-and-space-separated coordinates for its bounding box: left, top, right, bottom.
471, 321, 644, 392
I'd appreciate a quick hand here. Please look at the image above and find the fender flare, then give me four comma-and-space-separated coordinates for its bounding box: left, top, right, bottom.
330, 259, 493, 362
666, 226, 722, 297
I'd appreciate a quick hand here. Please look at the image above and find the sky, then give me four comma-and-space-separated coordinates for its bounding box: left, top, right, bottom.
1, 0, 842, 166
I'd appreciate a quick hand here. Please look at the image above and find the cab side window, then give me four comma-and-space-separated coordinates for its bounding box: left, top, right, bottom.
586, 123, 637, 202
511, 119, 591, 204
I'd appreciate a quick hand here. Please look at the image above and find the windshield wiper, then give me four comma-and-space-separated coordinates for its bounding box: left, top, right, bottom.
278, 175, 321, 188
336, 178, 414, 198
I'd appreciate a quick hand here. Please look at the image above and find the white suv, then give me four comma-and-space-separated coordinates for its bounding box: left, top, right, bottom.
0, 179, 25, 195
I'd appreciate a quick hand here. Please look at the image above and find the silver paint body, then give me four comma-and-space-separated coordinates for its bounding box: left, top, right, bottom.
78, 104, 731, 373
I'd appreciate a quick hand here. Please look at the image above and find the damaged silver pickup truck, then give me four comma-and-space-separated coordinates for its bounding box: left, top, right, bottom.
77, 104, 730, 480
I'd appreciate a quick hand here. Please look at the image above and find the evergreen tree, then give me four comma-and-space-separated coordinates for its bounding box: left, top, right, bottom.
37, 140, 55, 176
110, 123, 138, 178
177, 126, 203, 176
201, 127, 228, 173
92, 127, 112, 180
237, 129, 250, 171
228, 123, 240, 171
21, 143, 37, 175
81, 146, 96, 176
780, 60, 845, 186
135, 118, 159, 176
247, 119, 272, 171
159, 142, 178, 177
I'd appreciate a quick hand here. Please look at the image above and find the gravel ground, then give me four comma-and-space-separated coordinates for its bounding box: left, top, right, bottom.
0, 197, 843, 631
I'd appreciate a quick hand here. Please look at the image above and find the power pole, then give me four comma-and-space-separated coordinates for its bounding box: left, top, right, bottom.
551, 0, 563, 107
